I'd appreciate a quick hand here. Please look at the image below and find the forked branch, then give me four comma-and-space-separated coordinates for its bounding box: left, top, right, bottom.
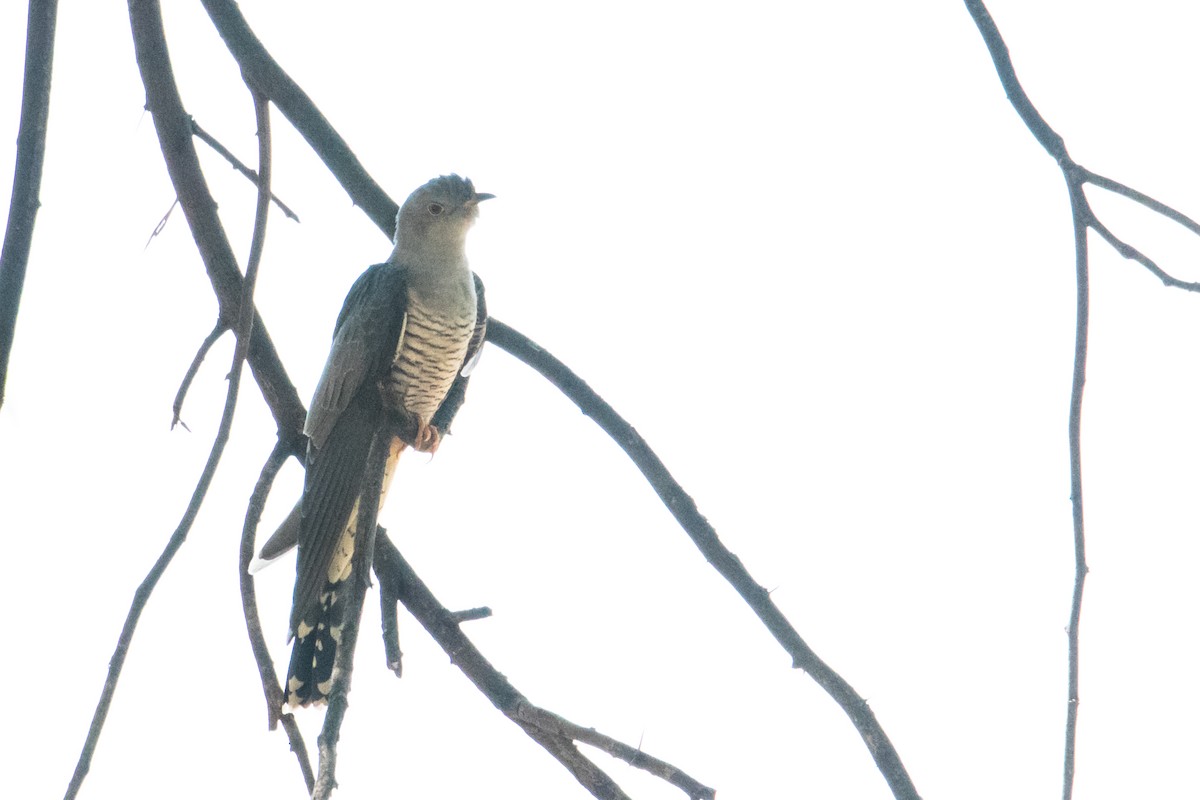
963, 2, 1200, 797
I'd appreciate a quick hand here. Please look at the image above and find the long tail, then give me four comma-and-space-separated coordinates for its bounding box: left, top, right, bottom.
283, 435, 406, 708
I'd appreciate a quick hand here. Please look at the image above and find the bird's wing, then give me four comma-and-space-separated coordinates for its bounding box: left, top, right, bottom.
431, 273, 488, 433
291, 263, 409, 634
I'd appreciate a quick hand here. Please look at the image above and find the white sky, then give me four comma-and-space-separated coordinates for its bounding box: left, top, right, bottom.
2, 2, 1199, 798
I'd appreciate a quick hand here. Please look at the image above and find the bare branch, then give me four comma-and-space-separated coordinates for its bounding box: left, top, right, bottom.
172, 320, 228, 430
1062, 181, 1091, 800
373, 529, 707, 800
1089, 217, 1200, 293
1082, 168, 1200, 240
449, 606, 492, 623
513, 702, 715, 800
66, 24, 278, 798
239, 438, 314, 791
380, 582, 403, 677
191, 116, 300, 222
200, 0, 398, 236
484, 320, 918, 799
129, 0, 307, 445
0, 0, 58, 410
962, 0, 1069, 165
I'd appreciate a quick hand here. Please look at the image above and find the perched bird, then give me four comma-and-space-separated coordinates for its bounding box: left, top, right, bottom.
267, 174, 491, 707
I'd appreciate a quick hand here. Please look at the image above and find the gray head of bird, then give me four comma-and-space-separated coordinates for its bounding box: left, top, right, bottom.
391, 174, 494, 262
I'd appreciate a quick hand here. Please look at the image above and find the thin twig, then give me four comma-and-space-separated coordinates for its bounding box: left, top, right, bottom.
240, 438, 314, 791
200, 0, 397, 236
172, 320, 228, 430
963, 3, 1092, 797
484, 320, 917, 799
1082, 168, 1200, 240
312, 429, 390, 800
1062, 176, 1091, 800
0, 0, 58, 410
1088, 216, 1200, 293
129, 0, 307, 445
373, 529, 708, 800
144, 197, 178, 251
380, 582, 403, 677
191, 116, 300, 222
512, 702, 715, 800
66, 29, 276, 799
449, 606, 492, 623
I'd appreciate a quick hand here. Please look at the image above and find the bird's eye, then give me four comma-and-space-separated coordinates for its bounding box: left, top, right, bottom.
428, 203, 444, 216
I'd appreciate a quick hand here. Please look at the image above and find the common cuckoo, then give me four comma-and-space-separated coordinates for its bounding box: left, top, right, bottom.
259, 174, 491, 707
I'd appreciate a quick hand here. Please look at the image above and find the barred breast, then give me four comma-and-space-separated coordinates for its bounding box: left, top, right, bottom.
383, 291, 477, 420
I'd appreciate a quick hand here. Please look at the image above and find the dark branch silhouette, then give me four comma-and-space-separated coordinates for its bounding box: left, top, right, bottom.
240, 439, 314, 792
0, 0, 58, 410
191, 116, 300, 222
173, 320, 228, 431
129, 0, 307, 444
64, 29, 274, 800
963, 2, 1200, 797
373, 529, 715, 800
484, 320, 918, 797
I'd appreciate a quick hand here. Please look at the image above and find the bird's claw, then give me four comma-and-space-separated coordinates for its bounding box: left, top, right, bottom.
412, 419, 441, 454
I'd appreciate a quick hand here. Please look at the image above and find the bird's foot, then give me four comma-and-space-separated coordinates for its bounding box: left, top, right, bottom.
387, 407, 441, 454
412, 418, 441, 454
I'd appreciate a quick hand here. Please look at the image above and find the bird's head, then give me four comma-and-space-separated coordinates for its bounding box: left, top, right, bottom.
392, 174, 494, 255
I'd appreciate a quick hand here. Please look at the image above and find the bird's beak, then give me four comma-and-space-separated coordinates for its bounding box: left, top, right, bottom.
470, 192, 496, 205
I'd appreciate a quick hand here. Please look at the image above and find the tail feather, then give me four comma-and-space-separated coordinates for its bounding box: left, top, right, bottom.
285, 580, 347, 707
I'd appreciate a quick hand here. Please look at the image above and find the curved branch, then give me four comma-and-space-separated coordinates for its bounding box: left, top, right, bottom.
0, 0, 58, 410
372, 529, 712, 800
199, 0, 398, 236
484, 320, 918, 799
963, 0, 1069, 165
129, 0, 306, 444
66, 16, 279, 797
190, 116, 300, 222
1082, 168, 1200, 240
173, 320, 228, 430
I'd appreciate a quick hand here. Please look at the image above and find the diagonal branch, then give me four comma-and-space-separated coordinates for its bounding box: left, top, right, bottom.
65, 32, 273, 800
172, 320, 228, 430
191, 117, 300, 222
0, 0, 58, 410
1082, 168, 1200, 240
200, 0, 398, 236
484, 320, 919, 799
129, 0, 307, 445
372, 529, 712, 800
1088, 217, 1200, 293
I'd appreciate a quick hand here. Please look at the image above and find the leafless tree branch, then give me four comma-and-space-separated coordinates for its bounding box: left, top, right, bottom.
373, 529, 713, 800
962, 2, 1200, 796
65, 12, 280, 798
64, 70, 271, 800
129, 0, 307, 445
484, 320, 916, 797
191, 116, 300, 222
0, 0, 58, 410
240, 438, 314, 793
172, 320, 228, 430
